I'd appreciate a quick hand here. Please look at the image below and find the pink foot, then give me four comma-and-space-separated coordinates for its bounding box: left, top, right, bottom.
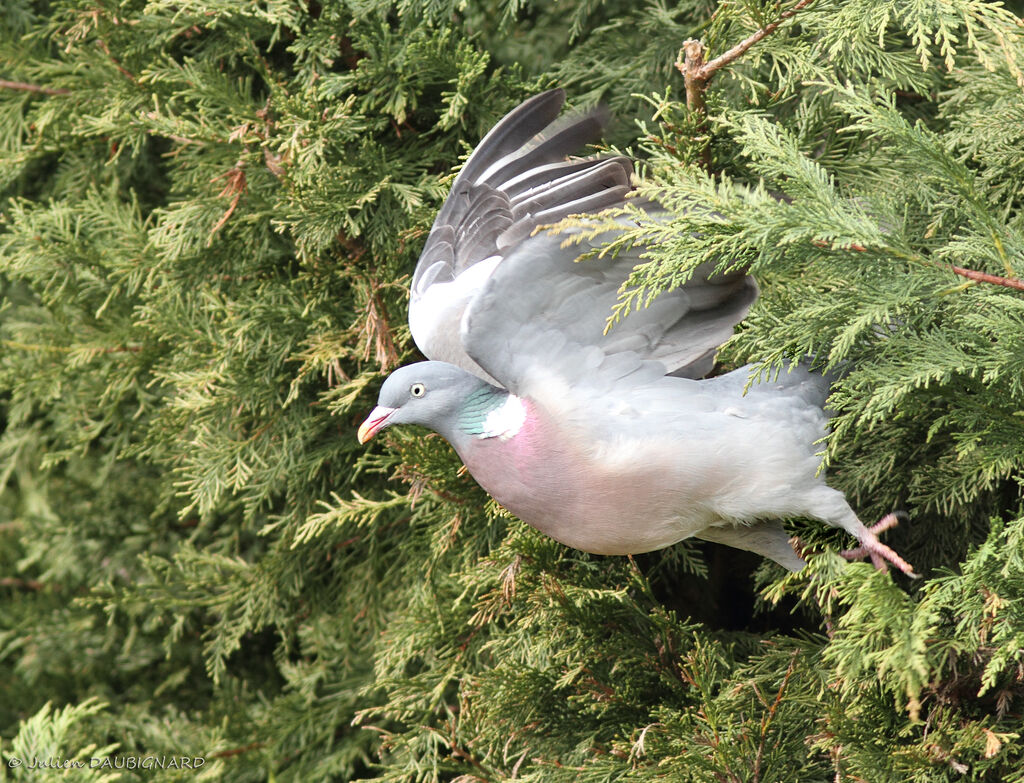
841, 513, 918, 577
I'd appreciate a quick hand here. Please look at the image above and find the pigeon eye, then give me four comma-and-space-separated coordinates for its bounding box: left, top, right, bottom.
410, 383, 426, 398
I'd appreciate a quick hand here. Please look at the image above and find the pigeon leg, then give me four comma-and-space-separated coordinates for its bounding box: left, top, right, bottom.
841, 512, 918, 577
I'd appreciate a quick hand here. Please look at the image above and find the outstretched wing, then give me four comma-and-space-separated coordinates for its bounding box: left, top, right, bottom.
409, 89, 632, 382
412, 88, 758, 396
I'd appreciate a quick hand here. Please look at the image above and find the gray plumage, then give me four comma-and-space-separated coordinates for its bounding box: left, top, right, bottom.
360, 90, 915, 576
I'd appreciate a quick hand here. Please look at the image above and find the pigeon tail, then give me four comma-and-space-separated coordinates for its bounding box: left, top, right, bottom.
695, 520, 806, 572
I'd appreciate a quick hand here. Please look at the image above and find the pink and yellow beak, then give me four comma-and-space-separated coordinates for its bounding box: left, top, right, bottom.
357, 405, 397, 444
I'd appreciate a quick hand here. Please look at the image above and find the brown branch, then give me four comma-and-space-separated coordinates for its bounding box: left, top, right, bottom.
361, 285, 400, 371
680, 40, 706, 113
347, 247, 401, 372
694, 0, 817, 83
256, 100, 288, 178
950, 265, 1024, 292
0, 79, 70, 96
96, 38, 138, 83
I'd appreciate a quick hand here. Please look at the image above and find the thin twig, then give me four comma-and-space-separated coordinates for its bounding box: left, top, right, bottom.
361, 286, 400, 371
950, 265, 1024, 292
752, 651, 799, 783
0, 79, 70, 96
208, 166, 247, 243
96, 38, 137, 83
677, 0, 816, 89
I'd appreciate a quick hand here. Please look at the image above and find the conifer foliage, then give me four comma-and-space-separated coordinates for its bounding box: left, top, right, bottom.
2, 1, 1024, 780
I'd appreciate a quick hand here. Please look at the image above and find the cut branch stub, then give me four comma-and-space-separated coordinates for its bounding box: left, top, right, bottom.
681, 39, 708, 116
680, 39, 712, 170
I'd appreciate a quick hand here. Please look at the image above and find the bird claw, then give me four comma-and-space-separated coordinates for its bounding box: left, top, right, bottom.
841, 512, 918, 577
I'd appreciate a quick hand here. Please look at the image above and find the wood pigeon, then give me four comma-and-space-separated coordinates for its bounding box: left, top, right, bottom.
358, 89, 915, 576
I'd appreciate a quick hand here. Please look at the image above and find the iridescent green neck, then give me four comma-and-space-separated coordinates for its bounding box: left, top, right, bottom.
458, 386, 525, 440
458, 386, 507, 436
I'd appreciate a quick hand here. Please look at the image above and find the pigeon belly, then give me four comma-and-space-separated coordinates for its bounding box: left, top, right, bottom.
455, 398, 722, 555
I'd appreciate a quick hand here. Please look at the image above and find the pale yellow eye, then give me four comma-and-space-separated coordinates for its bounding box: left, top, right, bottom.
410, 383, 426, 398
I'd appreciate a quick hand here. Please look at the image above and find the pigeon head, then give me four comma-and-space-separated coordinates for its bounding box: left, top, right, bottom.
357, 361, 488, 444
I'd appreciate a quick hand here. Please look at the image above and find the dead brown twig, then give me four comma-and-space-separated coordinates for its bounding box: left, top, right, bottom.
208, 165, 247, 243
360, 278, 401, 372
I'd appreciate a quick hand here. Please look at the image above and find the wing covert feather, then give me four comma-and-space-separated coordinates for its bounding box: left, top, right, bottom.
461, 229, 757, 398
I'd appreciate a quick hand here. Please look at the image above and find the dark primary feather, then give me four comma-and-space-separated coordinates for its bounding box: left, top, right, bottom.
411, 89, 619, 293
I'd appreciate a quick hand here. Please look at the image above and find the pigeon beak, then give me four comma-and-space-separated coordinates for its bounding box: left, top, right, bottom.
357, 406, 397, 444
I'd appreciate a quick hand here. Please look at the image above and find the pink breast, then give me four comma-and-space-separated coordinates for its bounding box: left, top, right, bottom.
457, 400, 580, 524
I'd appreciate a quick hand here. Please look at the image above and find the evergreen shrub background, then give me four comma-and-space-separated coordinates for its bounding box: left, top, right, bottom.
2, 1, 1024, 780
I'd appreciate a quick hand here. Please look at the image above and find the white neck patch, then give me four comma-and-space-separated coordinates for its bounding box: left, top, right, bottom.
480, 394, 527, 440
